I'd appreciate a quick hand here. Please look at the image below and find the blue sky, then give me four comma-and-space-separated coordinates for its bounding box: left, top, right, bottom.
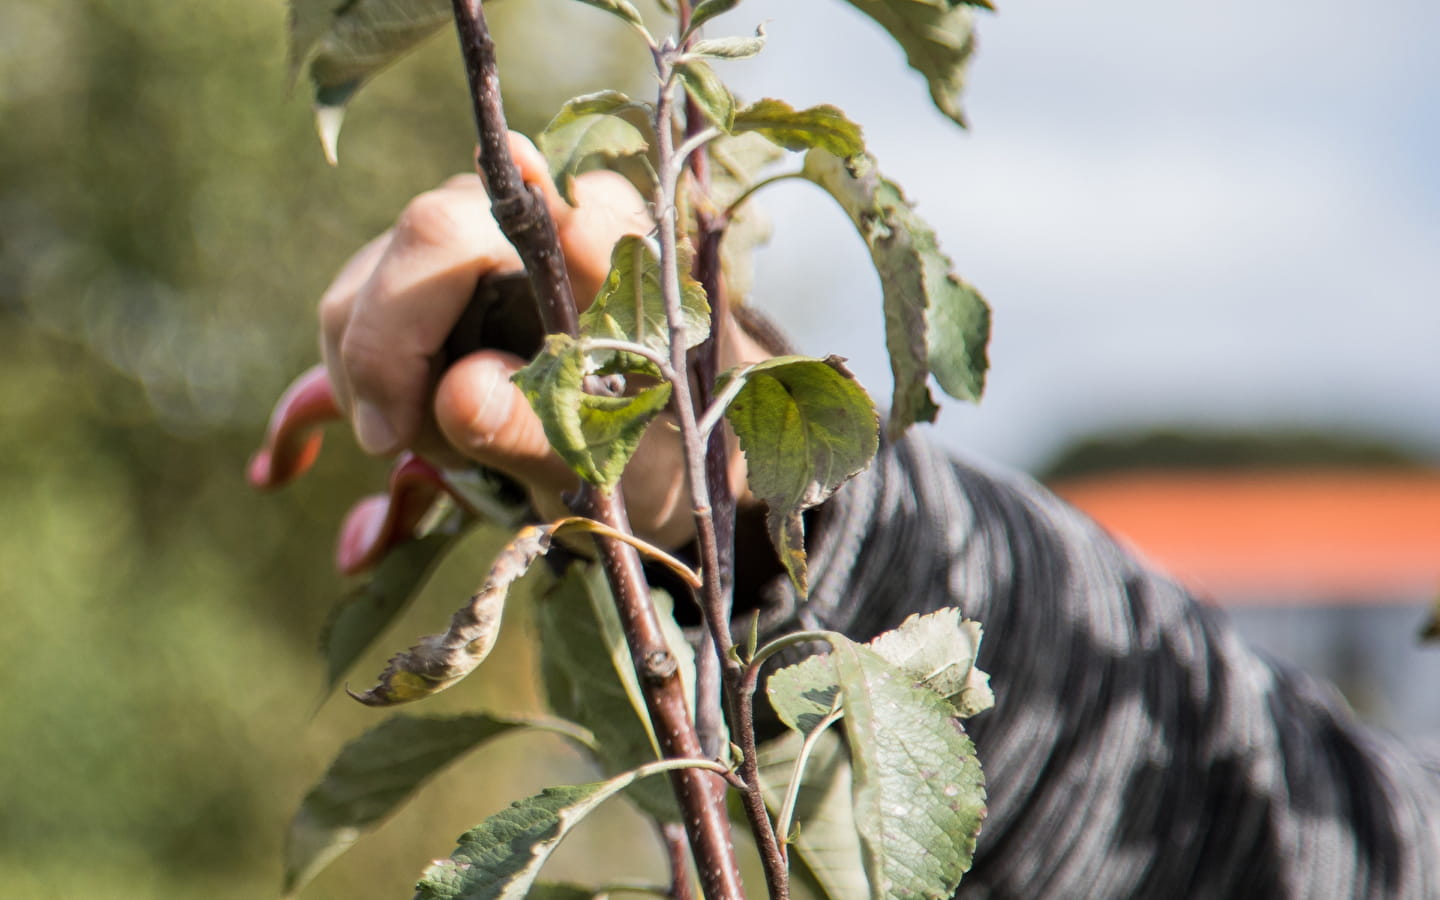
725, 0, 1440, 471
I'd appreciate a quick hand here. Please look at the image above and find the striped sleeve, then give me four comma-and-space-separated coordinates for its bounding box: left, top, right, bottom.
756, 432, 1440, 899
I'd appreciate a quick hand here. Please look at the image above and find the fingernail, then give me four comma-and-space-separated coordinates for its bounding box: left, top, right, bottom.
469, 381, 514, 444
246, 365, 340, 490
354, 399, 397, 455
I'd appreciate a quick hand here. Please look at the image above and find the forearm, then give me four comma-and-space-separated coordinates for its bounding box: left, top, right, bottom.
756, 432, 1440, 899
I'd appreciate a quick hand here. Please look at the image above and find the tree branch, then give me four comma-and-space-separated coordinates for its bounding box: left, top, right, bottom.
448, 5, 745, 899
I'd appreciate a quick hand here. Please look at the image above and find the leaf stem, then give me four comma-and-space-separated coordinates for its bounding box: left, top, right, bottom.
554, 515, 702, 588
721, 171, 807, 226
447, 5, 744, 899
773, 706, 844, 853
673, 126, 724, 179
747, 630, 845, 674
583, 337, 677, 378
695, 363, 754, 440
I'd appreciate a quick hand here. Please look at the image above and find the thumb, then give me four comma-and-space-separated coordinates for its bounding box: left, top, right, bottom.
503, 132, 651, 306
505, 132, 572, 226
433, 350, 577, 494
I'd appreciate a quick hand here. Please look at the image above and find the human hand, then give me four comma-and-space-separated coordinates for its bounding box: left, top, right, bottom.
255, 133, 773, 555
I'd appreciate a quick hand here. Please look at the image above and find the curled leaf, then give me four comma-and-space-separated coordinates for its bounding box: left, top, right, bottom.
688, 28, 767, 61
247, 364, 341, 490
579, 235, 711, 359
675, 59, 736, 131
571, 0, 650, 35
513, 334, 673, 490
839, 0, 986, 128
288, 0, 453, 163
733, 99, 865, 159
802, 149, 990, 436
687, 0, 741, 34
348, 522, 560, 706
766, 608, 993, 726
866, 609, 994, 717
321, 529, 465, 694
539, 93, 650, 205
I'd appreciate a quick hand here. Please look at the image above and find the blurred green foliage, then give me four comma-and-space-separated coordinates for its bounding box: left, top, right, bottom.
0, 0, 665, 897
1039, 427, 1426, 482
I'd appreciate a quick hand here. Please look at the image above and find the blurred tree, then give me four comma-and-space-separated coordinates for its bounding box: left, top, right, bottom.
0, 1, 652, 897
1039, 426, 1426, 482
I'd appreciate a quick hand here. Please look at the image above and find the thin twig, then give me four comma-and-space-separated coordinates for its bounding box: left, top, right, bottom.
447, 5, 745, 899
656, 51, 790, 900
682, 91, 736, 768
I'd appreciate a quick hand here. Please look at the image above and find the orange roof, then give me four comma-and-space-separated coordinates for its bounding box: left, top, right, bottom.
1051, 469, 1440, 605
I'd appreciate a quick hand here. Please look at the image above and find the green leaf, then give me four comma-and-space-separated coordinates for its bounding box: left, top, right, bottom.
415, 760, 708, 900
539, 95, 651, 205
765, 636, 989, 896
513, 335, 674, 490
801, 150, 990, 436
721, 355, 879, 596
284, 712, 570, 896
349, 522, 560, 706
688, 0, 741, 33
867, 609, 993, 718
545, 90, 645, 129
288, 0, 452, 164
320, 530, 461, 694
733, 99, 865, 159
766, 611, 993, 728
675, 59, 736, 131
688, 30, 767, 61
765, 649, 841, 737
925, 273, 991, 417
831, 641, 986, 898
579, 235, 711, 359
756, 730, 869, 900
535, 563, 697, 822
571, 0, 649, 34
838, 0, 985, 128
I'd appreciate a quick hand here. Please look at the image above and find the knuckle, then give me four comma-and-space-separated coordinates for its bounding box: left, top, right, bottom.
338, 326, 390, 387
394, 189, 468, 250
440, 173, 483, 191
317, 287, 351, 342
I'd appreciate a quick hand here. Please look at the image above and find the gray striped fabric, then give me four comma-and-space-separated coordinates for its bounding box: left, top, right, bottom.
758, 433, 1440, 899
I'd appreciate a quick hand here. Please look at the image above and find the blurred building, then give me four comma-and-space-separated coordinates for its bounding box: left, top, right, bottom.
1052, 466, 1440, 738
